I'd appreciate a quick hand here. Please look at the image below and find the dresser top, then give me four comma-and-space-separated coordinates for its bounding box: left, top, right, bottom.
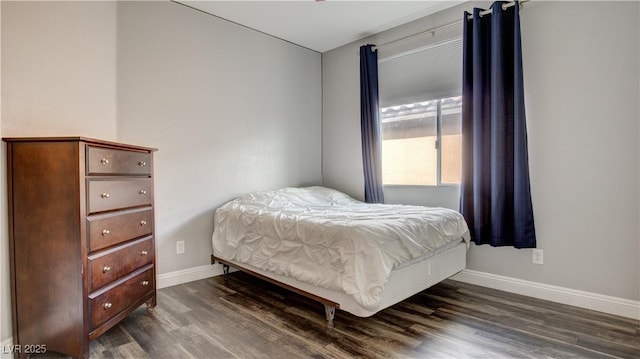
2, 136, 158, 152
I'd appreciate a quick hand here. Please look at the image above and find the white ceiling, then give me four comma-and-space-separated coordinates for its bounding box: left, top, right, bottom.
178, 1, 465, 53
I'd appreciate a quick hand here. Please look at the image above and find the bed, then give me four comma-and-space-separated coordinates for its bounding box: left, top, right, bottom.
211, 186, 470, 327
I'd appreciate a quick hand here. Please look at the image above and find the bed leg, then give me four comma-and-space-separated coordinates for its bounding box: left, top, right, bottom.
222, 264, 230, 281
324, 304, 336, 329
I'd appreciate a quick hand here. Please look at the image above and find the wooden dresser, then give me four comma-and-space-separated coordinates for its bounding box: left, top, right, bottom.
4, 137, 158, 359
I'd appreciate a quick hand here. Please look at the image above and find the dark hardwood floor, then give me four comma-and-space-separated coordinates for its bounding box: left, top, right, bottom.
38, 271, 639, 358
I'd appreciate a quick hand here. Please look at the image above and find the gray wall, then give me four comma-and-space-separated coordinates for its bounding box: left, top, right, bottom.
0, 0, 322, 343
1, 1, 118, 138
1, 1, 119, 344
0, 0, 3, 345
115, 1, 322, 274
322, 1, 640, 301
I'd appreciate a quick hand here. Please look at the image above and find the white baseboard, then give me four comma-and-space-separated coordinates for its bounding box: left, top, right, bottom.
156, 264, 223, 289
452, 269, 640, 320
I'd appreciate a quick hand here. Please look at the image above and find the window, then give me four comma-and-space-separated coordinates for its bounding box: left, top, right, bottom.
378, 36, 463, 186
380, 96, 461, 186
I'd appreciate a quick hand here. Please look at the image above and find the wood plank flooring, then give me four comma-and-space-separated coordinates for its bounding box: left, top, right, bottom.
39, 272, 640, 358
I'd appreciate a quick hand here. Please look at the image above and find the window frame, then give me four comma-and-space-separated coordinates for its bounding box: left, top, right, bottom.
380, 96, 461, 188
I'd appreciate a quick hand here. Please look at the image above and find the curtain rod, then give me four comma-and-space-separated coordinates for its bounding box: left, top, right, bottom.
372, 0, 529, 52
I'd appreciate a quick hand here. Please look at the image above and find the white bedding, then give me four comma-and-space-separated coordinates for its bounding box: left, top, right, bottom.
212, 186, 470, 311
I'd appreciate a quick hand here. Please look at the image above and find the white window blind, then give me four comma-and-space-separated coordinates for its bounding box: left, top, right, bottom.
378, 38, 463, 107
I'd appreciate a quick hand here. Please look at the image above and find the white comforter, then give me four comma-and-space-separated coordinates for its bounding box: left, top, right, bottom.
212, 186, 470, 311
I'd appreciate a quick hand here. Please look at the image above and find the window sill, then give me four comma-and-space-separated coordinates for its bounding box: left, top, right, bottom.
383, 184, 460, 189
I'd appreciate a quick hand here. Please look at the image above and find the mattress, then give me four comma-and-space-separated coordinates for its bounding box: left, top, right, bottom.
212, 186, 470, 312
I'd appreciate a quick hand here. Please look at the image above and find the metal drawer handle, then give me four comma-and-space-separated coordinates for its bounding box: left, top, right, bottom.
138, 161, 147, 167
103, 266, 111, 273
102, 229, 110, 236
101, 192, 110, 199
141, 280, 149, 287
141, 250, 148, 256
139, 189, 147, 195
104, 302, 112, 310
100, 158, 109, 165
140, 220, 147, 226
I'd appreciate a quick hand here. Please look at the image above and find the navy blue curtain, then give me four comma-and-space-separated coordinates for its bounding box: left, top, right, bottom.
360, 44, 384, 204
460, 1, 536, 248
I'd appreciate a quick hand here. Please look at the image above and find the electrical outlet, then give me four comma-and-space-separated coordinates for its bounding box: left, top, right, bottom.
532, 249, 543, 264
176, 240, 185, 255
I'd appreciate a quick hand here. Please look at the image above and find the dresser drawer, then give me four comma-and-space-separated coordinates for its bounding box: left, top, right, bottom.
87, 146, 151, 176
88, 208, 153, 252
88, 237, 154, 292
89, 265, 154, 330
88, 179, 152, 213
